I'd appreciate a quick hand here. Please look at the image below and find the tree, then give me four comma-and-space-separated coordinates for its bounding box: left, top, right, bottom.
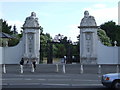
52, 35, 68, 58
115, 26, 120, 46
100, 21, 120, 46
0, 19, 21, 46
40, 26, 52, 62
8, 38, 19, 46
0, 19, 12, 34
53, 44, 66, 58
97, 29, 112, 46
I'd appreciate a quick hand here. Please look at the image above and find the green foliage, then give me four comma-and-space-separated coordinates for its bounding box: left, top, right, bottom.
18, 34, 23, 38
40, 26, 52, 62
100, 21, 120, 46
72, 42, 79, 55
53, 44, 66, 58
97, 29, 112, 46
0, 38, 8, 47
115, 27, 120, 46
0, 19, 22, 47
8, 38, 19, 46
52, 36, 70, 58
0, 19, 12, 34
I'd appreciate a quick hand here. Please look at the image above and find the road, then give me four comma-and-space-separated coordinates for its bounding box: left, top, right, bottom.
2, 73, 105, 88
1, 64, 110, 89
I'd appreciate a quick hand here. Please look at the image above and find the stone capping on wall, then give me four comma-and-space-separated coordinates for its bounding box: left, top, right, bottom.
78, 26, 99, 29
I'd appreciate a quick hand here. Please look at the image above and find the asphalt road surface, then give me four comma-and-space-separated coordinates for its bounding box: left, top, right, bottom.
0, 64, 111, 89
2, 73, 105, 88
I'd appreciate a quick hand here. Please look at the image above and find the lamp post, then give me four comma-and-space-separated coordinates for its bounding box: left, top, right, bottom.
72, 42, 80, 63
66, 37, 72, 63
47, 40, 53, 64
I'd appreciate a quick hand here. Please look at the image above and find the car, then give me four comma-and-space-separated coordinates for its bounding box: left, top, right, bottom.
101, 73, 120, 88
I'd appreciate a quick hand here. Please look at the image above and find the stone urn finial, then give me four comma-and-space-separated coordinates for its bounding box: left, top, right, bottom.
31, 12, 36, 17
84, 11, 89, 18
22, 12, 40, 29
79, 10, 97, 27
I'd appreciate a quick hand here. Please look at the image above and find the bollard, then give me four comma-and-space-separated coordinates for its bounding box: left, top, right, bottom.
98, 65, 101, 74
3, 64, 6, 73
56, 64, 59, 72
63, 64, 66, 74
31, 64, 35, 73
20, 65, 23, 73
116, 65, 119, 73
80, 64, 83, 74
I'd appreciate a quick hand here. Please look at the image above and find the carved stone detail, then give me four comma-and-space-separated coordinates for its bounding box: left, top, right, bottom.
22, 12, 40, 29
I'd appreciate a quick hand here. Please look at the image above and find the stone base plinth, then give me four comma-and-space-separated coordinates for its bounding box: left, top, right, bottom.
80, 58, 97, 64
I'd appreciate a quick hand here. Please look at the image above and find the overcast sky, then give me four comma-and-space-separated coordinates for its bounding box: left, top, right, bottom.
0, 0, 119, 42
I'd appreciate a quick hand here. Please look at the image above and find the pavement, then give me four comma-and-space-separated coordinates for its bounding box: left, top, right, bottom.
1, 64, 120, 89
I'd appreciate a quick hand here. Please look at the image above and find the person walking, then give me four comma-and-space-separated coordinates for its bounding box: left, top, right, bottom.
31, 60, 36, 72
64, 56, 67, 64
19, 58, 24, 73
32, 60, 36, 70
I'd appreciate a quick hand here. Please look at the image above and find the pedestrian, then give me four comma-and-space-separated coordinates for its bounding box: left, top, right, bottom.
64, 56, 67, 64
72, 56, 75, 62
19, 58, 24, 73
32, 60, 36, 70
20, 58, 24, 65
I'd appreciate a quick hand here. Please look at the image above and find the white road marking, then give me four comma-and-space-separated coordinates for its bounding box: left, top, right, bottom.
25, 79, 32, 80
73, 79, 100, 81
38, 79, 46, 81
47, 79, 71, 81
9, 83, 40, 85
2, 78, 100, 82
42, 83, 70, 86
2, 78, 23, 80
72, 84, 103, 86
41, 83, 103, 86
2, 78, 46, 81
2, 82, 103, 86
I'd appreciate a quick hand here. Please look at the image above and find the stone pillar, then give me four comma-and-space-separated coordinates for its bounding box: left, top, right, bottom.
22, 12, 40, 63
78, 11, 98, 64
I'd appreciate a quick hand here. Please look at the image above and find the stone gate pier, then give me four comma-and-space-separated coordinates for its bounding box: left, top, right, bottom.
78, 11, 98, 64
0, 12, 40, 64
22, 12, 40, 64
78, 11, 120, 65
